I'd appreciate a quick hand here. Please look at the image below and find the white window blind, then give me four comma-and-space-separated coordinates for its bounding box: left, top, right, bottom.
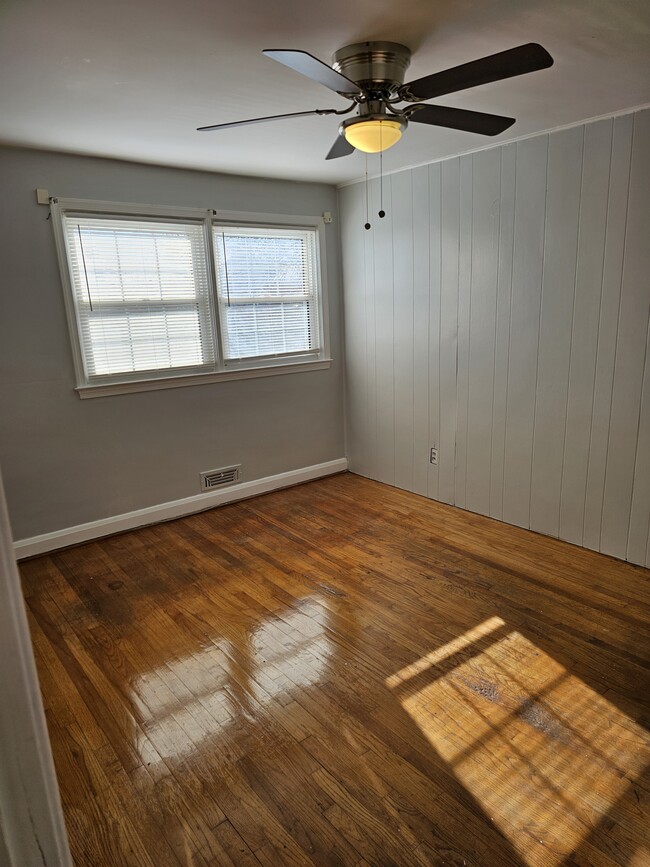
62, 215, 216, 380
213, 225, 320, 362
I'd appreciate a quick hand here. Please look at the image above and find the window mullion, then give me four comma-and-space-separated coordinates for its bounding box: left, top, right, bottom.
190, 224, 217, 371
203, 213, 225, 372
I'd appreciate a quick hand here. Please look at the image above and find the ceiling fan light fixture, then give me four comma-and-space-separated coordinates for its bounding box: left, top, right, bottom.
341, 117, 405, 153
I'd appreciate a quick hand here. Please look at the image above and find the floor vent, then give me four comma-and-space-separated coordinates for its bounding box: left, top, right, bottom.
200, 465, 241, 491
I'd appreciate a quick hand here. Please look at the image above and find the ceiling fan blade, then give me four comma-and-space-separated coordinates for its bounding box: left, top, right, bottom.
402, 43, 553, 101
197, 109, 338, 132
326, 135, 355, 160
408, 104, 515, 136
263, 49, 362, 95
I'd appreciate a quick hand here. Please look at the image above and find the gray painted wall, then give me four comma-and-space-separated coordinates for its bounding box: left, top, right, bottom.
0, 147, 345, 540
340, 107, 650, 568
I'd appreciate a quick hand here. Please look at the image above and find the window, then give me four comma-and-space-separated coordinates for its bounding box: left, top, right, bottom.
51, 200, 330, 397
62, 215, 215, 379
214, 226, 319, 363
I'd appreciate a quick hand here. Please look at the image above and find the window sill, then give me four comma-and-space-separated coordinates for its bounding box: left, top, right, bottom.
76, 358, 333, 399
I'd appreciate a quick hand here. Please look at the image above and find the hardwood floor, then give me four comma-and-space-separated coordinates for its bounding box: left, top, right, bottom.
20, 473, 650, 867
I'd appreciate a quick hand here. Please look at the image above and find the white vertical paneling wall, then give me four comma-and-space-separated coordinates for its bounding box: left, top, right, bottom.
339, 107, 650, 567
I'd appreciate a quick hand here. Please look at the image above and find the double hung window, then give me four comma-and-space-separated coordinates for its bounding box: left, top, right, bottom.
214, 226, 319, 364
52, 200, 329, 397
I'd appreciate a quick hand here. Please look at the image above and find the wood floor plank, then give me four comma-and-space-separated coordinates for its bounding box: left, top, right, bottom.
21, 473, 649, 867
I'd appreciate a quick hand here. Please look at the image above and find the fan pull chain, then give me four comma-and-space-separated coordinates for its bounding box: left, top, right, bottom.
378, 142, 385, 219
364, 155, 371, 230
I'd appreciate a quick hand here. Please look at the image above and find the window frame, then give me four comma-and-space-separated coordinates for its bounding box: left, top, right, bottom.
212, 217, 325, 371
51, 199, 332, 399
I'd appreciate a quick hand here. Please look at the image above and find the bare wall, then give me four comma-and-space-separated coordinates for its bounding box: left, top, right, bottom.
0, 147, 345, 541
340, 107, 650, 567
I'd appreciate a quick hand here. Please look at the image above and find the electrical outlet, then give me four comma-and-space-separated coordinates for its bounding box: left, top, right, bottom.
429, 447, 439, 466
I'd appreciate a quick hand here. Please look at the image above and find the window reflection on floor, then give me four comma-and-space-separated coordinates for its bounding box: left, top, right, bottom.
130, 605, 332, 767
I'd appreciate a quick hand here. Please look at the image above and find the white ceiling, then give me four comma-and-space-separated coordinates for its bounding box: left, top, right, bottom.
0, 0, 648, 185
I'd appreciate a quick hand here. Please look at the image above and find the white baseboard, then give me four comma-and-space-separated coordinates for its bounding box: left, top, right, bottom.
14, 458, 348, 559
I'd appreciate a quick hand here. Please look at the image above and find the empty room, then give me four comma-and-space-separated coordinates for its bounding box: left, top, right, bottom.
0, 0, 649, 865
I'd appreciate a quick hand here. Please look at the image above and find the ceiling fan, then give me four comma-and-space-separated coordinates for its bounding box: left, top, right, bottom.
197, 41, 553, 159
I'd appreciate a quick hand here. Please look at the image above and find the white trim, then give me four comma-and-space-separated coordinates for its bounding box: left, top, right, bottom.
316, 217, 331, 362
336, 102, 650, 188
14, 459, 348, 558
50, 197, 212, 219
76, 357, 333, 398
0, 467, 73, 866
50, 198, 88, 385
212, 209, 325, 229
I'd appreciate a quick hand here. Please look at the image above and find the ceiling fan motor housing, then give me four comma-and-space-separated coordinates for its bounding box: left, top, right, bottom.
333, 42, 411, 94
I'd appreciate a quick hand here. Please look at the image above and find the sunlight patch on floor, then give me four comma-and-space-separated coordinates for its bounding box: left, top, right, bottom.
385, 616, 506, 689
386, 619, 650, 867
